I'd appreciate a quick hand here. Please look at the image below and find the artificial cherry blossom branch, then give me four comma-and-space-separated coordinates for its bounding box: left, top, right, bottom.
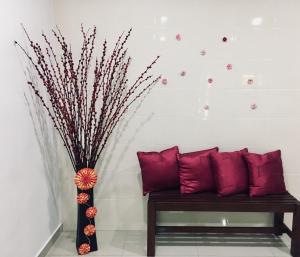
15, 25, 160, 171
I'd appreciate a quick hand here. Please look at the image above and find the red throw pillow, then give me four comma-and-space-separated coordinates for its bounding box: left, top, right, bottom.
137, 146, 180, 195
177, 147, 218, 194
244, 150, 286, 197
210, 148, 249, 196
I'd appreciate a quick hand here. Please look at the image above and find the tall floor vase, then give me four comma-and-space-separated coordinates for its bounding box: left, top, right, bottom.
74, 168, 98, 255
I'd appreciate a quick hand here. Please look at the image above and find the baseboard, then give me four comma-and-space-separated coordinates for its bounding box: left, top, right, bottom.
36, 223, 63, 257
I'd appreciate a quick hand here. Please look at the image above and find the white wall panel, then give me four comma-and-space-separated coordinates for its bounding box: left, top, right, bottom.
53, 0, 300, 230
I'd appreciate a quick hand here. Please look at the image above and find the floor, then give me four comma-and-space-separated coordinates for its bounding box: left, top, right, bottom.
46, 230, 292, 257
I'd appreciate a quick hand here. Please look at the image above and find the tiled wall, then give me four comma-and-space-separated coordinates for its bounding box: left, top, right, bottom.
54, 0, 300, 230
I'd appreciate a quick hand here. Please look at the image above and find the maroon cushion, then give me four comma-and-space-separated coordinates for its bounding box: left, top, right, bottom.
211, 148, 249, 196
244, 150, 286, 197
137, 146, 179, 195
177, 147, 218, 194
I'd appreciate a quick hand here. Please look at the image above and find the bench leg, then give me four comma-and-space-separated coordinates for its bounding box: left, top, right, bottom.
291, 205, 300, 257
274, 212, 284, 236
147, 201, 156, 257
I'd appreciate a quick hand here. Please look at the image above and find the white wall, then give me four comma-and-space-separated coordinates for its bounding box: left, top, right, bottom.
0, 0, 61, 256
53, 0, 300, 230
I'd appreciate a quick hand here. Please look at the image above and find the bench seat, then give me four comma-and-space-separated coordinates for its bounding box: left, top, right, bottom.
147, 190, 300, 257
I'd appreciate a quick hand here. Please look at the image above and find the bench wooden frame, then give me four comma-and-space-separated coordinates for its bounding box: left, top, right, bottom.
147, 190, 300, 257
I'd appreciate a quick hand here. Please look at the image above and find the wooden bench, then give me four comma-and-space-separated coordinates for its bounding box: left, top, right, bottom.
147, 190, 300, 257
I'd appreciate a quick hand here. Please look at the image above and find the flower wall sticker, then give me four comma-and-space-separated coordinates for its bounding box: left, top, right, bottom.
222, 36, 228, 42
204, 104, 210, 110
250, 103, 257, 110
226, 64, 233, 70
161, 78, 168, 85
208, 78, 213, 84
247, 78, 254, 85
180, 71, 186, 76
200, 50, 207, 56
176, 34, 182, 41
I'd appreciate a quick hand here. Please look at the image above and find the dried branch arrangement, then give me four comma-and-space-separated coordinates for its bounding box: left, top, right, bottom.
15, 26, 160, 255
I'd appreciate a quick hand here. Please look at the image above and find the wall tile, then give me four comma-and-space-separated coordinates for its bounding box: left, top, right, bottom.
55, 0, 300, 230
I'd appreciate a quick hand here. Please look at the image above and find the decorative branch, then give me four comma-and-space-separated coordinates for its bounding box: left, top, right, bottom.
15, 25, 160, 171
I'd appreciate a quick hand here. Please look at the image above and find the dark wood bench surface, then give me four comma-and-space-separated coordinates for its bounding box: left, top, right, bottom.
149, 190, 299, 212
150, 189, 299, 202
147, 190, 300, 257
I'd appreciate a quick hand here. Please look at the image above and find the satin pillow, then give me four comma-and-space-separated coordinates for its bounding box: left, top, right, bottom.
137, 146, 180, 195
211, 148, 249, 196
244, 150, 286, 197
177, 147, 218, 194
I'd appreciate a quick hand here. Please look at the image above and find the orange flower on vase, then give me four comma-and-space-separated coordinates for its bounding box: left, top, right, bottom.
84, 224, 96, 236
74, 168, 97, 190
86, 206, 97, 219
77, 193, 90, 204
78, 243, 90, 255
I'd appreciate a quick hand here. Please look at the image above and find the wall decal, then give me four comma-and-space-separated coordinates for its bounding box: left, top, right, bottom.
222, 36, 228, 42
200, 50, 207, 56
180, 71, 186, 76
84, 225, 96, 236
226, 64, 233, 70
208, 78, 213, 84
247, 78, 254, 85
162, 78, 168, 85
250, 103, 257, 110
204, 104, 210, 110
243, 75, 255, 86
176, 34, 182, 41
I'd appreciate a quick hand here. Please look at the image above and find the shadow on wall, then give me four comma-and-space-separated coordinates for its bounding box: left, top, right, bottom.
95, 90, 154, 198
24, 64, 155, 231
25, 73, 61, 232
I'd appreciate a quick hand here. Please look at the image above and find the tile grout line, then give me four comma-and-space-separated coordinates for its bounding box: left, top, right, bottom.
121, 230, 129, 257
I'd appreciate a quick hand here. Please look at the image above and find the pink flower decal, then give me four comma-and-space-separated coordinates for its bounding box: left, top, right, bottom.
226, 64, 232, 70
247, 79, 254, 85
161, 78, 168, 85
180, 71, 186, 77
208, 78, 213, 84
203, 104, 209, 110
175, 34, 182, 41
200, 50, 207, 56
250, 103, 257, 110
